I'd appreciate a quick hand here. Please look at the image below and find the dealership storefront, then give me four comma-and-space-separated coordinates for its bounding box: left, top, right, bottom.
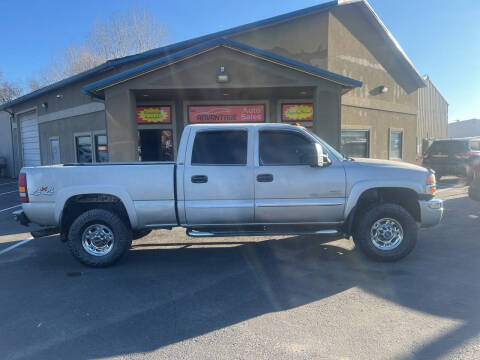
136, 103, 314, 162
3, 0, 440, 174
83, 41, 360, 163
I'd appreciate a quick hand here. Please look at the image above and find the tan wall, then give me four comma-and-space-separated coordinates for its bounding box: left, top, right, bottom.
230, 12, 329, 69
38, 111, 106, 164
231, 6, 421, 162
328, 8, 419, 162
342, 105, 417, 162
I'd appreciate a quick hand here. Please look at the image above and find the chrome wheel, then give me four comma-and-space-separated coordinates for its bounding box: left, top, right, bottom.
370, 218, 403, 251
81, 224, 114, 256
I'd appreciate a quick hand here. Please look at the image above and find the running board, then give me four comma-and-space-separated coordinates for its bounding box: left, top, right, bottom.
187, 229, 339, 238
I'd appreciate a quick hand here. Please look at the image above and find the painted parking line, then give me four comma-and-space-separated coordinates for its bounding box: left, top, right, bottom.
0, 237, 33, 256
0, 190, 18, 196
0, 204, 21, 213
0, 182, 17, 187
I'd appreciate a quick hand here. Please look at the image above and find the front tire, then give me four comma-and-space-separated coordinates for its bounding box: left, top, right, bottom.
67, 209, 132, 267
353, 203, 418, 261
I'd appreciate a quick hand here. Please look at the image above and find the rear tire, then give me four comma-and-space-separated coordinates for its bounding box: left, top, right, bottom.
67, 209, 132, 267
353, 203, 418, 262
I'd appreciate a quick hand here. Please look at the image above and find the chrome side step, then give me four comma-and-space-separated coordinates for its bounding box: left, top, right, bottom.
187, 228, 339, 238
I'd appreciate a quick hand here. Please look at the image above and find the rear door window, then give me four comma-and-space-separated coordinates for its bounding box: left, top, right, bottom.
191, 130, 248, 165
259, 130, 315, 165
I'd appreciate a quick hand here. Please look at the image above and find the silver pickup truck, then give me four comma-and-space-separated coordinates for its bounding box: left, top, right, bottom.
14, 123, 443, 267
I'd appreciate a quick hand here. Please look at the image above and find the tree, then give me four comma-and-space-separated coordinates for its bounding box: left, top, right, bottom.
0, 71, 23, 105
29, 5, 168, 90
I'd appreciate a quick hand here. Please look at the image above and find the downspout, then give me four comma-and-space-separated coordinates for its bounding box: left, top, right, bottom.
3, 109, 16, 178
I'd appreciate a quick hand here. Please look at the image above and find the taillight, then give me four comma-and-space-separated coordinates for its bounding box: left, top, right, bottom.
18, 173, 29, 203
455, 152, 472, 159
426, 173, 436, 195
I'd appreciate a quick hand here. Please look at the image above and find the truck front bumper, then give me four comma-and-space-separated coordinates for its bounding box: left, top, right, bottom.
419, 198, 443, 228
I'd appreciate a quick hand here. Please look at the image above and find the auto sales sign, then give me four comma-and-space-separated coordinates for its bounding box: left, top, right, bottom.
189, 105, 265, 123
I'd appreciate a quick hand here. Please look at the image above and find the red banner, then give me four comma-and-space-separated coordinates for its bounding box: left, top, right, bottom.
189, 105, 265, 123
281, 103, 313, 121
137, 106, 171, 124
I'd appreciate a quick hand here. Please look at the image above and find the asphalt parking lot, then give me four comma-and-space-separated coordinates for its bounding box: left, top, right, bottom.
1, 177, 480, 360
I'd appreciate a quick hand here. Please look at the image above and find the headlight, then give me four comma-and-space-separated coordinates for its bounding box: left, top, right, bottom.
426, 173, 436, 194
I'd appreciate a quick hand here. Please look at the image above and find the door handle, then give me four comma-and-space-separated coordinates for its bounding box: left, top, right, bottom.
257, 174, 274, 182
191, 175, 208, 183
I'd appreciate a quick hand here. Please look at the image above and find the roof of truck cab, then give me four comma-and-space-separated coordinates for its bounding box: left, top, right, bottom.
186, 123, 304, 129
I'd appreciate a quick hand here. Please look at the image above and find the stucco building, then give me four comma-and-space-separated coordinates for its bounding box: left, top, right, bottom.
0, 0, 447, 176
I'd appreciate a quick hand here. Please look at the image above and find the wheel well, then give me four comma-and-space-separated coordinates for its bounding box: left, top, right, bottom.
346, 187, 421, 235
60, 194, 130, 239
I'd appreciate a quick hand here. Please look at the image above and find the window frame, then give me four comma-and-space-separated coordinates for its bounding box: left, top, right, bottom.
389, 129, 404, 160
74, 131, 107, 163
258, 129, 317, 166
189, 129, 250, 166
340, 129, 370, 158
137, 102, 176, 159
94, 133, 109, 163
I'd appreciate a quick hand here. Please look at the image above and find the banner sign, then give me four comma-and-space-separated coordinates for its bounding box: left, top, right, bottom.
281, 103, 313, 121
189, 105, 265, 123
137, 106, 171, 124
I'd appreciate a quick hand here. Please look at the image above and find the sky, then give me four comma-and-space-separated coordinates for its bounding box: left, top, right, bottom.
0, 0, 478, 122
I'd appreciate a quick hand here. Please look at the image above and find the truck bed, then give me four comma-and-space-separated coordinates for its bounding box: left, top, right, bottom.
22, 162, 177, 229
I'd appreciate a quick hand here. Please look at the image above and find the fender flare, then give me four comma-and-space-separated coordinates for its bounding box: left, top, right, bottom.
344, 180, 424, 219
55, 185, 138, 229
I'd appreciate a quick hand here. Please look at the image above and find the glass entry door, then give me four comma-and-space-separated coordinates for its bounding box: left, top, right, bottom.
138, 129, 174, 161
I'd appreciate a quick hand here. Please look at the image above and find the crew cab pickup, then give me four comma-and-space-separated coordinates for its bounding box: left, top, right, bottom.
14, 124, 443, 267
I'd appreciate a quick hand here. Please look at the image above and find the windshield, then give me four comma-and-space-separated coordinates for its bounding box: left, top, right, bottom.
308, 132, 345, 161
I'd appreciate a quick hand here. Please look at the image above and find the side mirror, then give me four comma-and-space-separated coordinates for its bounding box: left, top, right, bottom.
315, 143, 324, 167
307, 143, 325, 167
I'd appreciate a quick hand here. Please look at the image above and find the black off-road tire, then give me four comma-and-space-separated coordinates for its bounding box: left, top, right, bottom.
133, 229, 152, 240
67, 209, 132, 267
353, 203, 418, 262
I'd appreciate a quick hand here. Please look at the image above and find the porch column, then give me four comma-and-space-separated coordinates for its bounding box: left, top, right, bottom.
312, 87, 341, 150
105, 88, 138, 162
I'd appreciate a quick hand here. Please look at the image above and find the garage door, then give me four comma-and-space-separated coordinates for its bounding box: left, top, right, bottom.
20, 111, 41, 167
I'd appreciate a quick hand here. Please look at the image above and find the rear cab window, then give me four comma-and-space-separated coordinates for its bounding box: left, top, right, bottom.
191, 130, 248, 165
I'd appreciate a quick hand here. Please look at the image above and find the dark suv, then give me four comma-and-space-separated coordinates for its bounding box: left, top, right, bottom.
422, 138, 480, 180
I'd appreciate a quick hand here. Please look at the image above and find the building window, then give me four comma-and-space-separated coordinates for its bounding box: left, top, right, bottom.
49, 137, 60, 164
341, 130, 370, 158
259, 130, 315, 166
191, 131, 247, 165
75, 132, 108, 163
390, 130, 403, 160
75, 135, 93, 163
95, 135, 109, 162
138, 129, 174, 162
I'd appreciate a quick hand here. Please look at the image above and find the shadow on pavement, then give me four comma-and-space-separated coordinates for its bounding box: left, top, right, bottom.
0, 195, 480, 359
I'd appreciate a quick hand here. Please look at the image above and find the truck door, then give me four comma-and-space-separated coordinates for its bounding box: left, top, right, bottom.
254, 129, 346, 224
183, 128, 254, 225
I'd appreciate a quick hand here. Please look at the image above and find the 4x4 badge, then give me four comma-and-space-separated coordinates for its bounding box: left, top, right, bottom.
32, 186, 55, 196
